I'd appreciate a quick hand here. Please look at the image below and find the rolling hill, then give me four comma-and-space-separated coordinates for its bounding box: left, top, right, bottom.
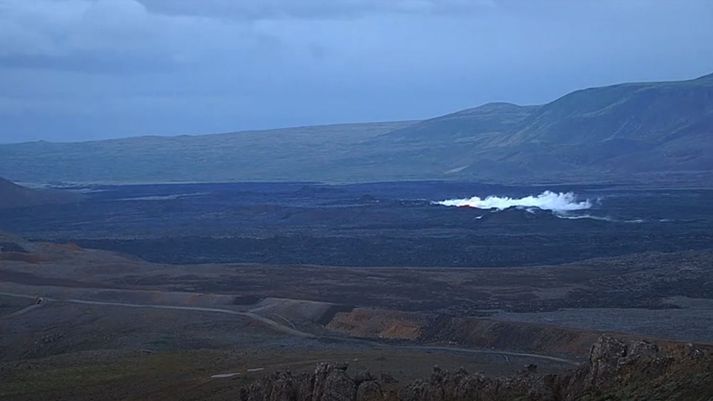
0, 122, 415, 184
370, 72, 713, 183
1, 73, 712, 185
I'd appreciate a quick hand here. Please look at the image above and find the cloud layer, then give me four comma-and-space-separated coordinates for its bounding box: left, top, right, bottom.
137, 0, 496, 19
1, 0, 712, 142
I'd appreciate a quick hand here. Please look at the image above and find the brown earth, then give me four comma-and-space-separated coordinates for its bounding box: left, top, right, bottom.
327, 309, 429, 340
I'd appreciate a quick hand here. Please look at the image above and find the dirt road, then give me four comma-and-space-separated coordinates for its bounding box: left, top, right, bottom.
0, 290, 579, 365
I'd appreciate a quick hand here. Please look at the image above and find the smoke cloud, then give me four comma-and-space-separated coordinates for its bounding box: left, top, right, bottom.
435, 191, 592, 212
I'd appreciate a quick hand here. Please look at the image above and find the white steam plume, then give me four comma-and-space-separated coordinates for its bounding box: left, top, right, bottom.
435, 191, 592, 212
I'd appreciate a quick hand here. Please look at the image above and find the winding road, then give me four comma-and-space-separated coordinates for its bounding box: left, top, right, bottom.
0, 290, 579, 366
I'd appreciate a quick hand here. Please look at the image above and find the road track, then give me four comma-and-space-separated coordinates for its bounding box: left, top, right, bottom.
0, 290, 579, 366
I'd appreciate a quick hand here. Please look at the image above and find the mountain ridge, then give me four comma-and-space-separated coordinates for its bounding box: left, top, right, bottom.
1, 73, 712, 185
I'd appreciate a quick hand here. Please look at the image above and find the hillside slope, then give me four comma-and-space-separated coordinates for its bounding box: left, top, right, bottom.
365, 72, 713, 184
1, 73, 712, 185
0, 121, 414, 184
0, 178, 80, 209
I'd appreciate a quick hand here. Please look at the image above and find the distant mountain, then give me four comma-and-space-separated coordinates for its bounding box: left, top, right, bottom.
0, 122, 414, 184
0, 178, 80, 209
363, 72, 713, 184
1, 73, 712, 186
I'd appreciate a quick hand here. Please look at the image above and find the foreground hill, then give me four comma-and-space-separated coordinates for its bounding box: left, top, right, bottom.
2, 233, 713, 399
1, 73, 712, 185
0, 178, 79, 209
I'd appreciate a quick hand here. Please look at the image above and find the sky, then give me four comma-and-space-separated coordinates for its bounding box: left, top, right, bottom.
1, 0, 712, 143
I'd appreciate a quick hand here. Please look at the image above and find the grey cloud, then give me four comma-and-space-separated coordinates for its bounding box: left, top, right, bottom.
0, 0, 283, 73
0, 0, 712, 143
136, 0, 496, 20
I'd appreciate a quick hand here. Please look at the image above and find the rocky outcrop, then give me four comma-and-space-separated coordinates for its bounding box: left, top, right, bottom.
313, 363, 356, 401
240, 363, 361, 401
558, 335, 712, 400
397, 366, 539, 401
241, 336, 713, 401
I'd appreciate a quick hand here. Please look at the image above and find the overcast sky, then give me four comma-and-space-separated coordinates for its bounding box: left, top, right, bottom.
1, 0, 712, 143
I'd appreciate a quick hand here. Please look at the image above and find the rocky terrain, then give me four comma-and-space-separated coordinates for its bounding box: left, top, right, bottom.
241, 335, 713, 401
2, 211, 713, 399
3, 182, 712, 269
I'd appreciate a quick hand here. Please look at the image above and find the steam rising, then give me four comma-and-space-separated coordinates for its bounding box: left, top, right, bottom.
435, 191, 592, 212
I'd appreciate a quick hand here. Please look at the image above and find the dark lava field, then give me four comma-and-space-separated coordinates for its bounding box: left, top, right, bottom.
1, 181, 712, 267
